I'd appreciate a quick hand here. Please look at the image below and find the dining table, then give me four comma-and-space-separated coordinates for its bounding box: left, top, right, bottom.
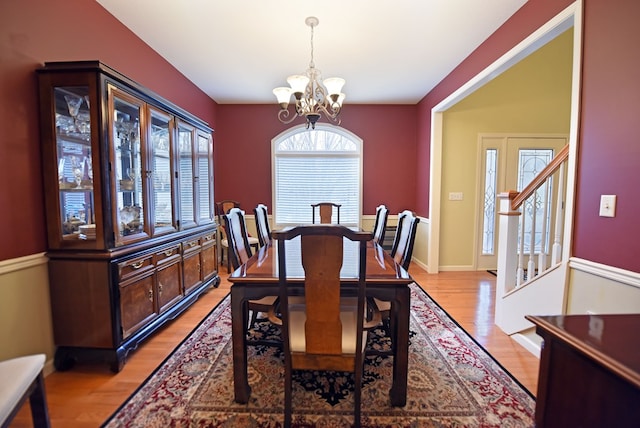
228, 235, 413, 407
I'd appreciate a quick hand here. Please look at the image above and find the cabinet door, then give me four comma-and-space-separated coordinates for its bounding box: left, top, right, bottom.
108, 85, 150, 246
196, 129, 214, 225
177, 122, 196, 229
47, 85, 99, 248
119, 271, 156, 339
182, 237, 202, 294
156, 245, 182, 312
148, 107, 176, 236
200, 232, 217, 282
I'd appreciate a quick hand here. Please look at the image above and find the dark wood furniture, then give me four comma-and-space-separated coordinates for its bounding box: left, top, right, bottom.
224, 208, 277, 331
372, 204, 389, 245
270, 226, 372, 427
37, 61, 219, 372
216, 200, 258, 271
228, 235, 413, 407
311, 202, 341, 224
526, 314, 640, 428
373, 210, 420, 339
253, 203, 271, 247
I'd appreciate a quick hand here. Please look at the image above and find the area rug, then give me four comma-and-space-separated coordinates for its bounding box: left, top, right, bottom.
103, 283, 535, 427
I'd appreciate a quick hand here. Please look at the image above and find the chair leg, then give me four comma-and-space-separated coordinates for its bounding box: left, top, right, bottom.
29, 372, 51, 428
284, 367, 292, 428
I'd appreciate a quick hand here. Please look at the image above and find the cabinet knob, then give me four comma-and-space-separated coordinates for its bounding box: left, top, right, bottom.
158, 282, 163, 295
131, 260, 145, 269
148, 289, 153, 302
163, 249, 174, 257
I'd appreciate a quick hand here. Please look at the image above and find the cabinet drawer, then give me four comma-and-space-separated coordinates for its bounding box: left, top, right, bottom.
200, 232, 215, 247
155, 244, 181, 266
182, 237, 201, 255
118, 254, 155, 282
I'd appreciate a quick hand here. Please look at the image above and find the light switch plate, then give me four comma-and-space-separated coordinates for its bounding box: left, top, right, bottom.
449, 192, 463, 201
599, 195, 616, 217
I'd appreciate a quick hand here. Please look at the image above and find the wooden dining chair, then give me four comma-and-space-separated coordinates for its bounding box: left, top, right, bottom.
311, 202, 341, 224
253, 203, 271, 247
372, 204, 389, 245
269, 225, 373, 427
224, 208, 277, 331
216, 200, 258, 272
371, 210, 420, 349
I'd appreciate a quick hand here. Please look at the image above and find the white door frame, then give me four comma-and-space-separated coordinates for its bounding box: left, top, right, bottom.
427, 1, 582, 273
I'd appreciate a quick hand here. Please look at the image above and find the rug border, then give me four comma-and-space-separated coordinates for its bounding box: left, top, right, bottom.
411, 281, 536, 399
100, 290, 231, 427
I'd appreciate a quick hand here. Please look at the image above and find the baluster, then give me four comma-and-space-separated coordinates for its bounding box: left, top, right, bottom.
527, 197, 537, 281
552, 162, 565, 265
538, 179, 550, 274
517, 207, 525, 287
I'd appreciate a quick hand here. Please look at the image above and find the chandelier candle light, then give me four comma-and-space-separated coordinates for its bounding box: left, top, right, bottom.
273, 16, 345, 129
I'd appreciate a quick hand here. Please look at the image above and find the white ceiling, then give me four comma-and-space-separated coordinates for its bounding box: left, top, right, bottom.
96, 0, 527, 104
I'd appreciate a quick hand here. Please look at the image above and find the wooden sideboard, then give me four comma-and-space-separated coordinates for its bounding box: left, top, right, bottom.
526, 314, 640, 428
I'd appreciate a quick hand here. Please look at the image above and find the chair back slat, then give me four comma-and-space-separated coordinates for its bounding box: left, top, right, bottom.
301, 234, 343, 355
391, 210, 420, 271
372, 204, 389, 244
254, 203, 271, 247
224, 208, 253, 269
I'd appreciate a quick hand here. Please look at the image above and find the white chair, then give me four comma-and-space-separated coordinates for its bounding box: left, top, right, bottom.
0, 354, 50, 428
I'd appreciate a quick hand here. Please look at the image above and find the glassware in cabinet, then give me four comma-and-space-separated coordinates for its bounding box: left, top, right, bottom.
109, 86, 148, 244
54, 86, 96, 241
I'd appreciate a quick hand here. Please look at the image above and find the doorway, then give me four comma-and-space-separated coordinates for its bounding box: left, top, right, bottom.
476, 135, 568, 271
427, 3, 581, 273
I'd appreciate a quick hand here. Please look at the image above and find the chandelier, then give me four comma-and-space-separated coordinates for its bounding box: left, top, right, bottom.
273, 16, 345, 129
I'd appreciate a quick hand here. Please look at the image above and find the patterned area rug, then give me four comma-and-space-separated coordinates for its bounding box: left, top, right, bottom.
103, 283, 535, 427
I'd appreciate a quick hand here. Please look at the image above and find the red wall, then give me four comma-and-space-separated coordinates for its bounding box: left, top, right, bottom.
571, 0, 640, 271
0, 0, 217, 261
215, 104, 418, 216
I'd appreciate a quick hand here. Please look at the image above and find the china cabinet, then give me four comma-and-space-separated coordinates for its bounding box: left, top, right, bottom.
37, 61, 219, 372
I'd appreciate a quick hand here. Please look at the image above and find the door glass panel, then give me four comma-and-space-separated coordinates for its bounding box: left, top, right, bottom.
178, 124, 195, 228
517, 149, 554, 254
149, 110, 174, 233
482, 149, 498, 255
113, 96, 144, 237
55, 86, 95, 240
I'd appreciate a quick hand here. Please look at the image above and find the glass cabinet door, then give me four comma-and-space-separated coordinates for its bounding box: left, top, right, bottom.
196, 129, 214, 224
177, 122, 196, 229
54, 86, 95, 241
109, 86, 149, 245
148, 107, 176, 235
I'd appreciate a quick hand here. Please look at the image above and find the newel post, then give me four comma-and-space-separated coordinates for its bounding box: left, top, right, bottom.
495, 191, 520, 330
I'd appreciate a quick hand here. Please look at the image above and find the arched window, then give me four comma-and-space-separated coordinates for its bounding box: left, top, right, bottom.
272, 123, 363, 227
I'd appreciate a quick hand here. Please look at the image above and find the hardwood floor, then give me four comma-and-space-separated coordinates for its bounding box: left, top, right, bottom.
9, 267, 540, 427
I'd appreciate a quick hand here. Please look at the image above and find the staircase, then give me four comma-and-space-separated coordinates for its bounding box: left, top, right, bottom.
495, 145, 570, 354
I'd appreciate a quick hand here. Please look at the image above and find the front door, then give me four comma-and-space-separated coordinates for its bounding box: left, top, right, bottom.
476, 135, 567, 271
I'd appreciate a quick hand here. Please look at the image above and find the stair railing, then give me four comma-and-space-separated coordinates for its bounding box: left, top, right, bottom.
497, 144, 569, 293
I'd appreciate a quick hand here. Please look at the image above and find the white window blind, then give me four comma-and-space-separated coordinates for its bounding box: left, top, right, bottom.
272, 124, 362, 227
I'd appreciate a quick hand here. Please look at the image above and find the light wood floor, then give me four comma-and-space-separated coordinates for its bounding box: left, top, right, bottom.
10, 267, 539, 427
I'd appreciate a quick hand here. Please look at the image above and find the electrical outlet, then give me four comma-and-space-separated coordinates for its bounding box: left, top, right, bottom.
599, 195, 616, 217
449, 192, 463, 201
